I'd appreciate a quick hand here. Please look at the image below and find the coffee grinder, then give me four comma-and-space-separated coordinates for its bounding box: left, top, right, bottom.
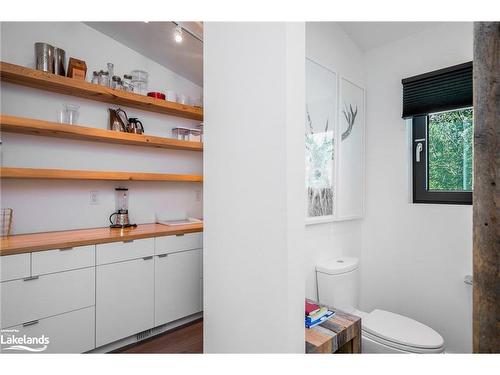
109, 187, 137, 228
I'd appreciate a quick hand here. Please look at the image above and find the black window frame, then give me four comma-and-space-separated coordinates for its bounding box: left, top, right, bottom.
412, 112, 472, 205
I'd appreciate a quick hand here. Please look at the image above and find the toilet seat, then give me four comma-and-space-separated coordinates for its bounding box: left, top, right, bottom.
361, 309, 445, 353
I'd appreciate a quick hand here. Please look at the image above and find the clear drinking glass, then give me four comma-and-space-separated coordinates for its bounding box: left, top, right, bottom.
59, 104, 80, 124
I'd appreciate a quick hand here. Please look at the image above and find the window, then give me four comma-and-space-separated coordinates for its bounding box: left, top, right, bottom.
402, 61, 473, 205
412, 107, 473, 204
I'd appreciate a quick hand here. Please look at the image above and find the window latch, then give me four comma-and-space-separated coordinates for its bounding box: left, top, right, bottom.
415, 142, 423, 163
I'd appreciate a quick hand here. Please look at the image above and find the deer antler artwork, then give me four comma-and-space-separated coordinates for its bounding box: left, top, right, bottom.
305, 106, 334, 217
341, 104, 358, 141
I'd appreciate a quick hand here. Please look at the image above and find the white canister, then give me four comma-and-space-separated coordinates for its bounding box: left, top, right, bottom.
166, 90, 177, 102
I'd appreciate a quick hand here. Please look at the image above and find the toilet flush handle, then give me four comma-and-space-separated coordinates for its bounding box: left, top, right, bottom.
464, 275, 473, 285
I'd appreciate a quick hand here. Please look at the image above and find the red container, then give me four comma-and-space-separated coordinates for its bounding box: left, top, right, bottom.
147, 92, 166, 100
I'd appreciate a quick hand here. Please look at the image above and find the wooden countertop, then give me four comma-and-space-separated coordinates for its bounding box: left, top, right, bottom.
0, 222, 203, 256
305, 300, 361, 354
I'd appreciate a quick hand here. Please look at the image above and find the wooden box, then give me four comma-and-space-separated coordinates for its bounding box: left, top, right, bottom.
67, 57, 87, 80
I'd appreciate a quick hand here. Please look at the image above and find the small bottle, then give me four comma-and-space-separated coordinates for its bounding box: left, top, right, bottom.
98, 71, 109, 87
111, 76, 122, 90
123, 74, 132, 92
91, 71, 99, 84
107, 63, 114, 87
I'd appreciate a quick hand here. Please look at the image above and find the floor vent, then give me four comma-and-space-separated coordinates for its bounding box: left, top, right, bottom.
136, 324, 168, 341
136, 329, 153, 341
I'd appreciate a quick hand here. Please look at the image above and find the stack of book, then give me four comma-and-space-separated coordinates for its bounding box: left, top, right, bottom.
305, 301, 334, 328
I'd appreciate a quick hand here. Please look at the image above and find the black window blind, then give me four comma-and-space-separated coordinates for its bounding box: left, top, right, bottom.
402, 61, 473, 118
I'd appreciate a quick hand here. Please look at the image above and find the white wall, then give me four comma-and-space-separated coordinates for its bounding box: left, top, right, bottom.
0, 22, 203, 234
203, 22, 305, 353
304, 23, 365, 301
361, 22, 473, 353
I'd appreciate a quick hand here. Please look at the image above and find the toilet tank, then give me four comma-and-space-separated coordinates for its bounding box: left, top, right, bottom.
316, 257, 359, 312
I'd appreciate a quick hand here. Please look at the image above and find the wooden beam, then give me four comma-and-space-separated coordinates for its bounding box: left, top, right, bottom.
472, 22, 500, 354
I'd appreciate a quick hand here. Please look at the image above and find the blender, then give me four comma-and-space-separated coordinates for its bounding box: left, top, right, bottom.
109, 188, 137, 228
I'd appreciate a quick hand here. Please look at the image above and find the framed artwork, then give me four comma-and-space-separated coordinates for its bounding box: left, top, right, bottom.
305, 59, 365, 225
305, 58, 337, 224
337, 77, 365, 220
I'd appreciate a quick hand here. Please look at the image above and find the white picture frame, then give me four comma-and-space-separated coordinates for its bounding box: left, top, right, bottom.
336, 76, 365, 221
305, 60, 365, 225
305, 58, 337, 225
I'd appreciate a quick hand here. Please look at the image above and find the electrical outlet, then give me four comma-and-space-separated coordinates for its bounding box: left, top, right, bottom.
195, 189, 202, 202
89, 190, 99, 205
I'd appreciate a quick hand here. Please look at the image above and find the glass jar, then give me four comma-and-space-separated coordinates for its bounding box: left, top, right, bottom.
172, 127, 191, 141
131, 70, 148, 95
123, 74, 133, 92
98, 71, 109, 87
91, 71, 99, 84
111, 76, 122, 90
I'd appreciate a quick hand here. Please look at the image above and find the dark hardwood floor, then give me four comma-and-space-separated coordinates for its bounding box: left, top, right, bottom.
114, 319, 203, 354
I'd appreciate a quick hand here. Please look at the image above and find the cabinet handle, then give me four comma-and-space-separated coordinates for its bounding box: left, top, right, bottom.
143, 256, 153, 260
22, 320, 39, 327
176, 234, 185, 237
123, 240, 134, 243
23, 276, 39, 281
157, 254, 168, 258
59, 247, 74, 251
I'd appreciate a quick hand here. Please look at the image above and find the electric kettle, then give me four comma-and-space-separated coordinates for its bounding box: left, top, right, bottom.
109, 108, 128, 132
128, 118, 144, 134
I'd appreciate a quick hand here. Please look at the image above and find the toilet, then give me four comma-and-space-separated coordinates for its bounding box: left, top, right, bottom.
316, 257, 445, 353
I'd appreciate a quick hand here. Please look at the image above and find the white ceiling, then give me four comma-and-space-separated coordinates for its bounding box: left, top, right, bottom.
85, 22, 203, 86
338, 22, 445, 51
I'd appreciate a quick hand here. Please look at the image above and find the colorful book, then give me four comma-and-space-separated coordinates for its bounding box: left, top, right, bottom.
306, 307, 329, 323
305, 310, 334, 329
305, 301, 320, 315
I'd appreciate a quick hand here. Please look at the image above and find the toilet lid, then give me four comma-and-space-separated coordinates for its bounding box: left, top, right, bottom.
362, 309, 444, 349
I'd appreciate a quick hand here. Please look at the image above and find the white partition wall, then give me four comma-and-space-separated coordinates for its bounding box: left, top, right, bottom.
203, 22, 305, 353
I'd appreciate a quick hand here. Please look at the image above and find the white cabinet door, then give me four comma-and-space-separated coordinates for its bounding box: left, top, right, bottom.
0, 253, 30, 282
1, 267, 95, 328
3, 306, 95, 353
96, 257, 154, 347
155, 249, 202, 326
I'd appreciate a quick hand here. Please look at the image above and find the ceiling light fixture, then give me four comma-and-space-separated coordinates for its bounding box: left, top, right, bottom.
174, 25, 183, 43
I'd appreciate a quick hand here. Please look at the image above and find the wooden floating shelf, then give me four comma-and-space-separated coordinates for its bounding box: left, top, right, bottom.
0, 115, 203, 152
0, 222, 203, 256
0, 167, 203, 182
0, 61, 203, 121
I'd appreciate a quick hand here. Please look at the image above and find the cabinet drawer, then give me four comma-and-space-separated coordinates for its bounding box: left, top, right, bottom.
3, 307, 95, 353
96, 238, 154, 265
0, 253, 30, 282
155, 233, 202, 255
32, 245, 95, 275
1, 267, 95, 328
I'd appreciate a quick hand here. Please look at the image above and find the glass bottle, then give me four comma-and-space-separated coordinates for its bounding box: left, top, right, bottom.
107, 63, 114, 87
91, 71, 99, 84
98, 71, 109, 87
123, 74, 133, 92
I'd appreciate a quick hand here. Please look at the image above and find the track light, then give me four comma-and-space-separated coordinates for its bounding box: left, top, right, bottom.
174, 25, 183, 43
